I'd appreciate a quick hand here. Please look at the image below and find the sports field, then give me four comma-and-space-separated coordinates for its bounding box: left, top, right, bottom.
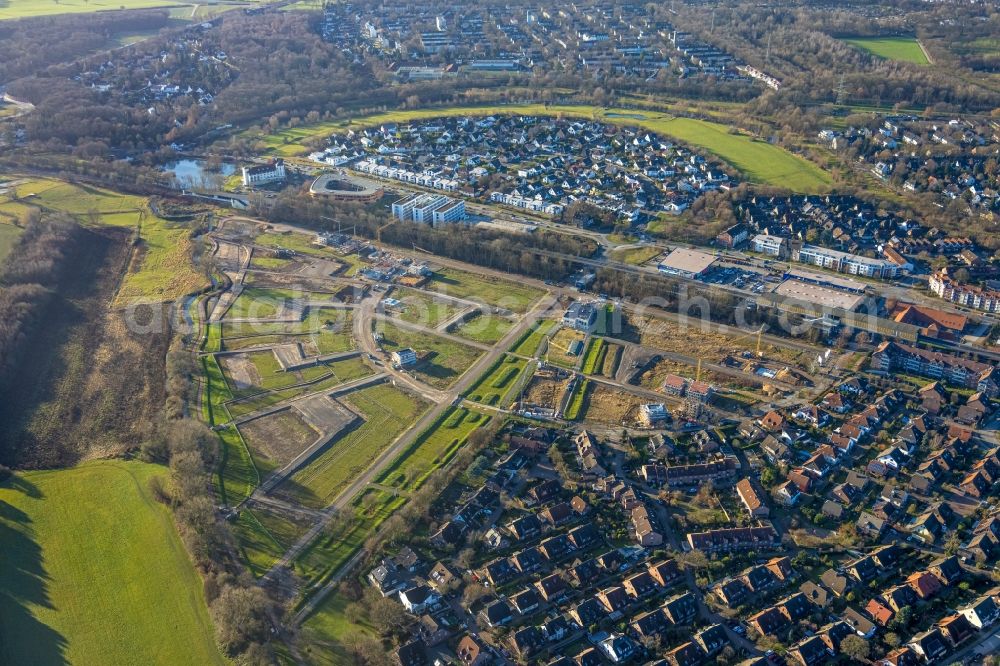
250, 104, 831, 192
843, 36, 930, 65
0, 461, 224, 665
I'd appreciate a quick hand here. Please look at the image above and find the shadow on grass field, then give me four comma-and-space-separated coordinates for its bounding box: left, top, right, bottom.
0, 461, 225, 665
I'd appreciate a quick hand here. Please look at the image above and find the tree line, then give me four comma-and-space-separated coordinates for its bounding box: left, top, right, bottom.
0, 214, 80, 396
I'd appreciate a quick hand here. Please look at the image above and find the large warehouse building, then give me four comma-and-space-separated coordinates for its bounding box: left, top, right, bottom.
656, 248, 717, 279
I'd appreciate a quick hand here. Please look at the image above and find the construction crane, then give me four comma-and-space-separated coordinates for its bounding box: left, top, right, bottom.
729, 324, 766, 358
375, 221, 395, 243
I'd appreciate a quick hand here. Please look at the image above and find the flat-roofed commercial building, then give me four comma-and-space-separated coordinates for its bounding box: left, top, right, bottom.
657, 248, 717, 278
793, 244, 898, 279
771, 279, 866, 312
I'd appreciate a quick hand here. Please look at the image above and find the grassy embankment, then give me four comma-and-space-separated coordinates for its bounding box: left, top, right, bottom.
0, 461, 225, 665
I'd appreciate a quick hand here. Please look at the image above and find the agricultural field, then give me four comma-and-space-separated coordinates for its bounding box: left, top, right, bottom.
449, 311, 516, 345
277, 384, 428, 509
377, 406, 490, 493
429, 267, 546, 314
248, 104, 831, 192
842, 36, 930, 65
0, 461, 224, 666
512, 319, 558, 357
466, 354, 531, 407
378, 321, 483, 389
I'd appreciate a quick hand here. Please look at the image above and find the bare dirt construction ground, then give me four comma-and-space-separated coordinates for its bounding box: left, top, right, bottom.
0, 227, 169, 467
523, 372, 571, 411
626, 314, 804, 367
637, 357, 692, 388
221, 354, 260, 390
293, 394, 359, 434
273, 343, 305, 369
239, 409, 320, 469
215, 240, 245, 265
580, 383, 645, 425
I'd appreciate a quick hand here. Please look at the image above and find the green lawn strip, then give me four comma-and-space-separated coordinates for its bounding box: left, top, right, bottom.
248, 104, 830, 192
450, 311, 515, 345
376, 406, 490, 493
203, 321, 223, 353
232, 506, 313, 578
564, 378, 590, 420
0, 461, 225, 665
466, 354, 527, 407
511, 319, 557, 356
608, 245, 661, 265
581, 338, 607, 375
378, 321, 483, 389
842, 36, 930, 65
429, 266, 545, 314
280, 385, 428, 509
294, 489, 405, 588
225, 286, 301, 320
298, 593, 376, 666
216, 424, 257, 506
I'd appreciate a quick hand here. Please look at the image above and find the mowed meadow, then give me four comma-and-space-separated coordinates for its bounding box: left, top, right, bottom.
0, 461, 225, 665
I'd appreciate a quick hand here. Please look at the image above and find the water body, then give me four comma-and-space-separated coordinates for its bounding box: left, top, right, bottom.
164, 159, 236, 189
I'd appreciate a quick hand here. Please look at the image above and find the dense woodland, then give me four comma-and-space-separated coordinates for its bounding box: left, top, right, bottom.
0, 10, 171, 85
666, 3, 1000, 113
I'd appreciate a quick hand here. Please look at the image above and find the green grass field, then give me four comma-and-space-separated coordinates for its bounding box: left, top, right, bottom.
466, 354, 530, 407
249, 104, 831, 192
0, 0, 247, 20
10, 177, 206, 303
429, 267, 545, 314
843, 36, 930, 65
376, 406, 490, 492
379, 321, 483, 389
279, 384, 428, 509
450, 311, 515, 345
564, 379, 590, 420
581, 338, 607, 375
0, 461, 225, 665
232, 505, 314, 577
390, 287, 464, 328
511, 319, 557, 357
